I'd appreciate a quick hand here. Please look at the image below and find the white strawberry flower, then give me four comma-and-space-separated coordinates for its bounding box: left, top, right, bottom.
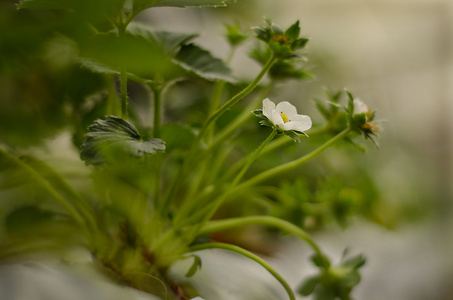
262, 98, 312, 133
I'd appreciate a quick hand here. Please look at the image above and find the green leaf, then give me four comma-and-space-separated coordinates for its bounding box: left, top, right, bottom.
342, 254, 366, 270
291, 38, 309, 50
253, 27, 271, 43
18, 0, 126, 25
346, 90, 354, 115
298, 276, 319, 296
315, 99, 330, 120
127, 24, 198, 54
133, 0, 234, 13
284, 130, 301, 143
78, 58, 120, 75
185, 255, 202, 278
311, 253, 331, 269
293, 130, 309, 137
285, 20, 300, 42
259, 119, 274, 128
252, 109, 265, 119
80, 32, 177, 79
80, 116, 165, 165
271, 23, 283, 35
17, 0, 72, 10
174, 44, 234, 82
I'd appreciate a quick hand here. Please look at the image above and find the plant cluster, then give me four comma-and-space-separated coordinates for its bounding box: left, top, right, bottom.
0, 0, 381, 299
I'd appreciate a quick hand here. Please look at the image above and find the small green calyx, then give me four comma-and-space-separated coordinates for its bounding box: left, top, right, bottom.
225, 23, 248, 46
254, 19, 308, 59
298, 251, 366, 298
353, 113, 367, 126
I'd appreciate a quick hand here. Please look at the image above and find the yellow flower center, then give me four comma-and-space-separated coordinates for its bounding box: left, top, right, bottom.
280, 112, 290, 123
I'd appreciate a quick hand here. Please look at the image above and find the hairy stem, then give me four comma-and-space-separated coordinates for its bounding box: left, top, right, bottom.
195, 55, 276, 144
231, 129, 277, 187
199, 216, 323, 257
223, 125, 329, 182
175, 130, 277, 229
237, 128, 351, 190
152, 87, 162, 138
208, 82, 274, 152
120, 67, 128, 120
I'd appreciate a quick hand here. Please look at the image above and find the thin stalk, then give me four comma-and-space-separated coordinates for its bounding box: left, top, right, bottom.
207, 47, 236, 117
190, 242, 296, 300
120, 66, 128, 120
208, 82, 274, 152
199, 216, 323, 257
195, 54, 276, 144
117, 18, 128, 120
223, 125, 329, 182
107, 75, 120, 116
237, 128, 351, 191
176, 130, 277, 230
231, 130, 277, 187
153, 160, 163, 208
152, 87, 162, 138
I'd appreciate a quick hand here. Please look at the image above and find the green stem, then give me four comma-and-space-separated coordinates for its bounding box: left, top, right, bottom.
231, 130, 277, 187
195, 54, 276, 144
207, 47, 236, 117
176, 130, 277, 228
208, 82, 274, 152
120, 66, 128, 120
190, 242, 296, 300
199, 216, 323, 257
237, 128, 351, 190
223, 125, 329, 182
117, 18, 128, 120
152, 87, 162, 138
107, 75, 120, 116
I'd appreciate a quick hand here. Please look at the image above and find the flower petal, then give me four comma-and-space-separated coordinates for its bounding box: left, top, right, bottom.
281, 114, 312, 132
275, 101, 298, 117
272, 110, 284, 125
353, 99, 368, 115
262, 98, 276, 120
